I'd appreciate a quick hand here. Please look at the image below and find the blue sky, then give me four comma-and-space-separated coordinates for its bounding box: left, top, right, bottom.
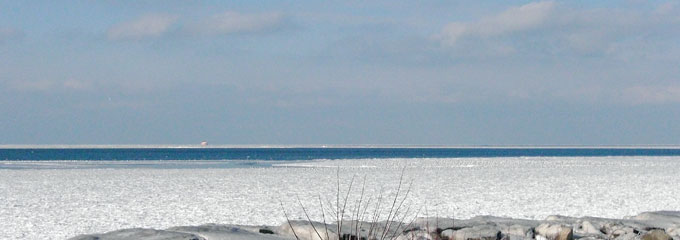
1, 0, 680, 145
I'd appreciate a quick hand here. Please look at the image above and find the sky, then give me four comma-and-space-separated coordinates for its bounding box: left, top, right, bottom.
1, 0, 680, 145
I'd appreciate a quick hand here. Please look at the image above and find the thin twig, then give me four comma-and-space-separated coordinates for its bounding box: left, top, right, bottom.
357, 194, 373, 240
386, 179, 414, 235
397, 205, 424, 240
318, 195, 330, 240
280, 200, 300, 240
297, 195, 324, 240
353, 176, 367, 240
436, 209, 439, 236
367, 187, 384, 239
339, 174, 356, 238
387, 203, 413, 240
336, 167, 341, 239
425, 205, 430, 234
380, 167, 407, 240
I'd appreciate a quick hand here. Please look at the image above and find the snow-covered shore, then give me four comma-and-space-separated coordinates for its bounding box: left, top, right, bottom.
69, 211, 680, 240
2, 157, 679, 239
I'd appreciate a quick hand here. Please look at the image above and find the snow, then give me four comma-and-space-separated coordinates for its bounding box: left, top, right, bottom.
1, 156, 679, 240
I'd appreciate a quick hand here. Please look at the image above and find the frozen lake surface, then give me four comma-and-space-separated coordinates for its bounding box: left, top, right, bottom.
1, 156, 679, 239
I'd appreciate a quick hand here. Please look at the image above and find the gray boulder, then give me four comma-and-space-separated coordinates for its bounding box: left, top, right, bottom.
168, 224, 290, 240
441, 224, 501, 240
641, 229, 672, 240
500, 224, 534, 240
666, 226, 680, 239
67, 228, 205, 240
576, 221, 603, 236
535, 223, 573, 240
277, 220, 338, 240
601, 222, 637, 239
395, 229, 435, 240
630, 212, 680, 229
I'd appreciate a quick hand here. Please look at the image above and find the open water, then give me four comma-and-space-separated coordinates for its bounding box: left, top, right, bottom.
3, 147, 680, 161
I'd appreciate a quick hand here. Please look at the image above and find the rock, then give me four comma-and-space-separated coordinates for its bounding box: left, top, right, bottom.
578, 221, 603, 235
395, 230, 434, 240
614, 232, 639, 240
601, 222, 637, 239
67, 212, 680, 240
500, 224, 534, 240
578, 236, 606, 240
666, 226, 680, 238
67, 228, 205, 240
413, 217, 457, 231
642, 229, 672, 240
444, 224, 501, 240
557, 228, 573, 240
631, 212, 680, 227
441, 229, 455, 239
169, 224, 291, 240
535, 223, 573, 240
545, 215, 577, 222
278, 221, 338, 240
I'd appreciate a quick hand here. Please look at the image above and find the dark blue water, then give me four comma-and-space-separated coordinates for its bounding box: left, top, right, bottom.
2, 147, 680, 160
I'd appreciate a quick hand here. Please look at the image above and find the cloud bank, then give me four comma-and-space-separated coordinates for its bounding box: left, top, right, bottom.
620, 85, 680, 104
435, 0, 680, 58
189, 11, 286, 35
107, 14, 178, 40
438, 1, 556, 45
106, 11, 287, 40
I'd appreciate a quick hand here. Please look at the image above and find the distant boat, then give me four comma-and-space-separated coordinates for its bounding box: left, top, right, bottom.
200, 141, 208, 146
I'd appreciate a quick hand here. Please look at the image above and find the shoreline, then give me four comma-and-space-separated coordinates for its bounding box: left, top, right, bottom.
69, 211, 680, 240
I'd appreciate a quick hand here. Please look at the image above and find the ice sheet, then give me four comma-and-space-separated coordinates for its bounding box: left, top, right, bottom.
1, 156, 679, 239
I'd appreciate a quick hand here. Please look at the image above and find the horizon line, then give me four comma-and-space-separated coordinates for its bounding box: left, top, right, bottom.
3, 144, 680, 149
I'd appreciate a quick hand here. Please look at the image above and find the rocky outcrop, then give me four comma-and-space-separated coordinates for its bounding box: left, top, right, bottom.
68, 228, 206, 240
68, 211, 680, 240
441, 224, 502, 240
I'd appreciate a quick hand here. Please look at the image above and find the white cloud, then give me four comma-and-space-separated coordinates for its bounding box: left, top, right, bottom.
434, 0, 680, 61
556, 84, 680, 105
107, 14, 178, 40
190, 11, 285, 35
106, 12, 286, 40
438, 1, 556, 45
9, 79, 94, 91
62, 78, 93, 91
619, 85, 680, 104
